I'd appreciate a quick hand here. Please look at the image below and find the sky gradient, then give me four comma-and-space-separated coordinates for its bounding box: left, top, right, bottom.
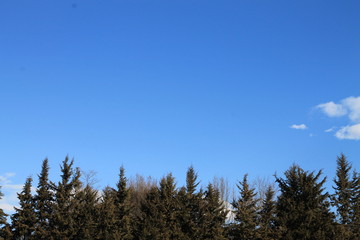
1, 0, 360, 211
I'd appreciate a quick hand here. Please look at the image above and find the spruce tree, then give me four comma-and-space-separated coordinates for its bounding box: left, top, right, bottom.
136, 174, 182, 240
96, 186, 121, 240
231, 174, 259, 240
72, 184, 99, 240
258, 186, 278, 240
135, 186, 162, 240
201, 183, 227, 240
0, 186, 11, 240
33, 158, 53, 240
178, 166, 204, 239
350, 171, 360, 239
276, 165, 335, 240
158, 174, 183, 240
11, 177, 37, 240
332, 154, 354, 239
49, 156, 81, 240
114, 166, 133, 240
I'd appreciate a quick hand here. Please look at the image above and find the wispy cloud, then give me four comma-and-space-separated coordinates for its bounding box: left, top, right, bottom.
0, 173, 22, 213
335, 124, 360, 140
317, 101, 347, 117
290, 124, 307, 130
324, 127, 336, 133
317, 96, 360, 140
342, 97, 360, 122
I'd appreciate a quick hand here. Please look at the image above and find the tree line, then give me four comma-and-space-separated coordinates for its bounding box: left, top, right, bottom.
0, 153, 359, 240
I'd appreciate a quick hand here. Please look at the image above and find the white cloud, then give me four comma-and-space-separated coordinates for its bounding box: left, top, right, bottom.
0, 203, 16, 211
290, 124, 307, 130
317, 97, 360, 122
335, 124, 360, 140
316, 97, 360, 140
0, 173, 22, 213
341, 96, 360, 122
317, 101, 347, 117
325, 127, 336, 133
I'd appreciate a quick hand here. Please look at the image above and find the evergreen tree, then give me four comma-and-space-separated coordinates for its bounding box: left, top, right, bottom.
231, 174, 259, 240
350, 171, 360, 239
201, 183, 227, 240
136, 174, 182, 240
332, 154, 354, 239
72, 184, 99, 240
158, 174, 183, 240
49, 156, 81, 240
258, 186, 278, 240
114, 166, 133, 240
96, 186, 120, 240
135, 186, 162, 240
276, 165, 335, 240
33, 158, 53, 240
178, 166, 204, 239
0, 186, 11, 240
11, 177, 37, 240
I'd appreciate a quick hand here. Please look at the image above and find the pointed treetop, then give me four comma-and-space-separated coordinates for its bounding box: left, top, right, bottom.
186, 166, 199, 195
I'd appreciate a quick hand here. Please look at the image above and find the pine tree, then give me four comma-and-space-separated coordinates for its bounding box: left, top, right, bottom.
11, 177, 37, 240
135, 186, 162, 240
350, 171, 360, 239
332, 154, 354, 239
178, 166, 204, 239
158, 174, 183, 240
258, 186, 278, 240
0, 185, 11, 240
276, 165, 335, 240
33, 158, 53, 240
136, 174, 182, 240
201, 183, 227, 240
231, 174, 259, 240
49, 156, 81, 240
114, 166, 133, 240
96, 186, 120, 240
72, 184, 99, 240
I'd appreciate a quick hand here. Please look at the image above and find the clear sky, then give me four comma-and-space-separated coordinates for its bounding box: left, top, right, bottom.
1, 0, 360, 211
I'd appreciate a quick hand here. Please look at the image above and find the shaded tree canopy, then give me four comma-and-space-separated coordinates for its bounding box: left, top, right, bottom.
0, 154, 359, 240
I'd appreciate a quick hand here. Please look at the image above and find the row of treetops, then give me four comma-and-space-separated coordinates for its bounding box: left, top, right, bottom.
0, 153, 359, 240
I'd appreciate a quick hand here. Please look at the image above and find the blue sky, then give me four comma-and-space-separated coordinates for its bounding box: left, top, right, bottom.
1, 0, 360, 211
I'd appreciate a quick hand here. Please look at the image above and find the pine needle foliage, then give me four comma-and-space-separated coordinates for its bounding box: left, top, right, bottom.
231, 174, 259, 240
11, 177, 36, 240
33, 158, 53, 240
276, 165, 335, 240
258, 186, 278, 240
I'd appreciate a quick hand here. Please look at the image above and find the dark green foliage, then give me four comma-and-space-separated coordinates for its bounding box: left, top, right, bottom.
49, 156, 81, 240
332, 154, 354, 239
201, 184, 227, 240
6, 154, 360, 240
114, 166, 133, 240
258, 186, 278, 240
96, 186, 120, 240
157, 174, 183, 240
177, 167, 206, 239
11, 177, 36, 240
0, 186, 11, 240
0, 186, 6, 226
276, 165, 335, 240
135, 186, 162, 240
231, 174, 259, 240
136, 174, 183, 240
33, 158, 53, 240
72, 184, 99, 240
350, 171, 360, 239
